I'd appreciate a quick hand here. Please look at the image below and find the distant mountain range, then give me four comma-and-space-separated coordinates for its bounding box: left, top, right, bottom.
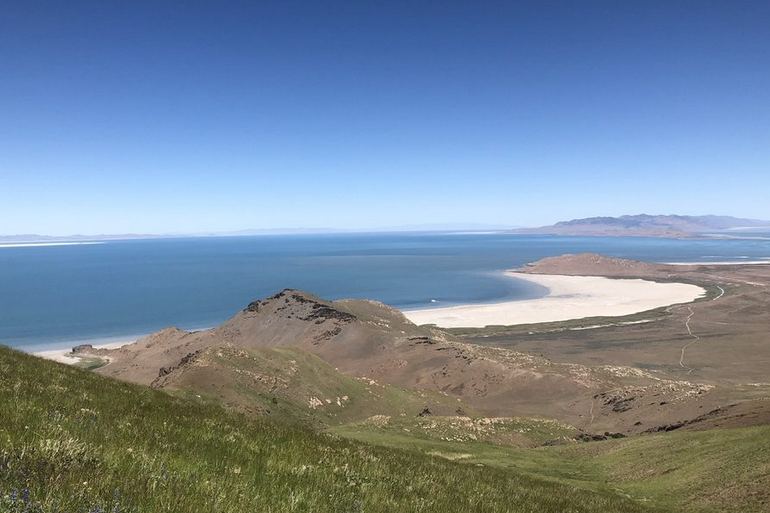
4, 216, 769, 243
0, 223, 512, 243
513, 214, 770, 238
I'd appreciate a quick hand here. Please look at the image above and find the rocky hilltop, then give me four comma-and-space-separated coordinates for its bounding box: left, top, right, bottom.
85, 286, 716, 433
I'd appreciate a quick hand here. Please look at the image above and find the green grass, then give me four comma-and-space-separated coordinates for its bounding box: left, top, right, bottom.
71, 355, 109, 371
330, 425, 607, 490
0, 346, 656, 513
332, 414, 577, 447
334, 415, 770, 513
556, 425, 770, 513
167, 346, 465, 426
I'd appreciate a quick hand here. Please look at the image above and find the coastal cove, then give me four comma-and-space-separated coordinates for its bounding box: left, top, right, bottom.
2, 232, 769, 350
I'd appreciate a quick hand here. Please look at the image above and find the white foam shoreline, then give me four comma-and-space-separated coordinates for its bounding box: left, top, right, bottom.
403, 272, 706, 328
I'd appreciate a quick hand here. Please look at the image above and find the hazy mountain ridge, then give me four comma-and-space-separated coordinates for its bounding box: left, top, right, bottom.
5, 215, 769, 242
515, 214, 770, 238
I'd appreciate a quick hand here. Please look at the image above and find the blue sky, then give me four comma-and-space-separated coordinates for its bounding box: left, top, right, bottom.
1, 1, 769, 235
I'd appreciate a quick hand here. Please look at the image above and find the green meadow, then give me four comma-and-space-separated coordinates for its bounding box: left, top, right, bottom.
2, 345, 768, 512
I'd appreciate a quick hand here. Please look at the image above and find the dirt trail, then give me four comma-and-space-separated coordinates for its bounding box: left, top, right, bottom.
679, 306, 700, 374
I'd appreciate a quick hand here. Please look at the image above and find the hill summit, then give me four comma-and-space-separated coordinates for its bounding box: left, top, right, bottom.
78, 285, 715, 433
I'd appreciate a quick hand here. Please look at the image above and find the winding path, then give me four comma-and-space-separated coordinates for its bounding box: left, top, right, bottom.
679, 284, 727, 373
679, 306, 700, 374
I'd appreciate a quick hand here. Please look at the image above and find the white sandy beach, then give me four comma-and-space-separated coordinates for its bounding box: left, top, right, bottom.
34, 340, 129, 364
403, 272, 706, 328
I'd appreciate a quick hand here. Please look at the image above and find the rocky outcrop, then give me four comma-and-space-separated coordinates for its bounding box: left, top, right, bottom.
151, 350, 203, 388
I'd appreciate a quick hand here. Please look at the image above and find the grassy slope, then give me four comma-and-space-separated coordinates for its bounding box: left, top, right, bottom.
335, 417, 770, 513
330, 426, 607, 491
0, 346, 653, 513
333, 414, 577, 447
557, 426, 770, 513
165, 346, 465, 426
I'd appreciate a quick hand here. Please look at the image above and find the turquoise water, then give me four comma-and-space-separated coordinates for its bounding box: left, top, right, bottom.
1, 232, 769, 350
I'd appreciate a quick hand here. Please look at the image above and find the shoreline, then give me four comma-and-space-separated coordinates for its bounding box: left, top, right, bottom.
403, 272, 706, 328
34, 340, 129, 365
24, 331, 156, 355
26, 267, 713, 358
30, 327, 209, 364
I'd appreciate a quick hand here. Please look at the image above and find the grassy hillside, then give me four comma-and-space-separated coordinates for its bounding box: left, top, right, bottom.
335, 412, 770, 513
334, 414, 577, 448
558, 425, 770, 513
0, 346, 653, 513
161, 345, 466, 426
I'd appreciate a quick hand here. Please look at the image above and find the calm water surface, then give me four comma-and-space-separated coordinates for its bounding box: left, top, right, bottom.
1, 232, 769, 350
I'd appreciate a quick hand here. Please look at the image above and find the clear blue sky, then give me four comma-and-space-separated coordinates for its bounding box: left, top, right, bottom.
2, 1, 769, 235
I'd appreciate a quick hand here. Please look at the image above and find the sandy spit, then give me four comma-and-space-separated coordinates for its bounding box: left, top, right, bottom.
403, 272, 706, 328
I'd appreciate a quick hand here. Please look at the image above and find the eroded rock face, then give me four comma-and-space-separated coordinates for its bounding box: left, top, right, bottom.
152, 350, 203, 388
242, 289, 356, 323
300, 303, 356, 323
71, 344, 113, 357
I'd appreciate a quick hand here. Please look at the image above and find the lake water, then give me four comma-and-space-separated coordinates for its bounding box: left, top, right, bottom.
2, 232, 769, 350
